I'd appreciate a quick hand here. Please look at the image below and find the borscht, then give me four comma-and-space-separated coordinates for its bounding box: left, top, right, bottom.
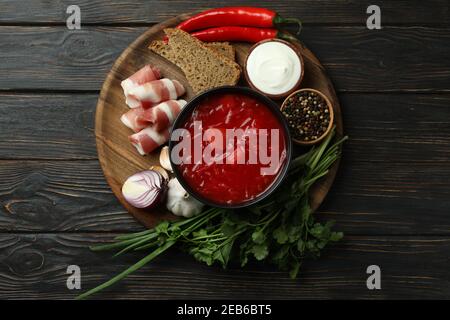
170, 89, 290, 206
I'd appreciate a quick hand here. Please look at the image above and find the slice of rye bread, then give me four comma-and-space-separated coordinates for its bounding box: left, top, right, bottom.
149, 40, 235, 61
200, 42, 235, 60
163, 28, 241, 94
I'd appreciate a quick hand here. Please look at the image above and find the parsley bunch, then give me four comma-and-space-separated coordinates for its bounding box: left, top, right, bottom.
78, 127, 347, 299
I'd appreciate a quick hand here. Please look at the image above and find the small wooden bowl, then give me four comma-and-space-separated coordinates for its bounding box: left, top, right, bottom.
244, 38, 305, 100
281, 88, 334, 146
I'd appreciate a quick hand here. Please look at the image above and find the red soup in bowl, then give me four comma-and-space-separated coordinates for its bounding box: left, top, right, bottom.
169, 87, 291, 208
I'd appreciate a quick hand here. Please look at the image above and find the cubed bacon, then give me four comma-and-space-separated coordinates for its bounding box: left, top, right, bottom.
126, 79, 185, 109
121, 65, 161, 96
121, 99, 187, 133
129, 127, 170, 156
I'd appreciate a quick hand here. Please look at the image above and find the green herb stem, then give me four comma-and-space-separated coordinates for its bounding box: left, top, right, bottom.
77, 240, 176, 300
114, 229, 153, 241
90, 233, 157, 252
182, 209, 224, 235
133, 240, 159, 252
113, 235, 159, 257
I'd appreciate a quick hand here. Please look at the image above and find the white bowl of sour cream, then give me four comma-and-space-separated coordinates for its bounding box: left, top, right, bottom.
244, 39, 304, 99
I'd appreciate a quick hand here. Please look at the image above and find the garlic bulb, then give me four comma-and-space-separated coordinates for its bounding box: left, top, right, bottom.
166, 178, 204, 218
159, 146, 173, 172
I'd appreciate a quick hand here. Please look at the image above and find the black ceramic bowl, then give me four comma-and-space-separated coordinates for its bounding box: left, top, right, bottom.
168, 86, 292, 209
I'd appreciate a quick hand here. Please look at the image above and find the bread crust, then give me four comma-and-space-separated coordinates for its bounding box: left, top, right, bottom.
149, 28, 241, 93
149, 40, 235, 61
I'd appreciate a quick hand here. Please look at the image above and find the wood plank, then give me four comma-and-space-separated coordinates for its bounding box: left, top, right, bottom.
0, 26, 449, 91
0, 157, 449, 235
0, 160, 143, 232
0, 93, 449, 234
0, 93, 97, 160
319, 93, 450, 234
339, 94, 450, 163
0, 26, 140, 91
2, 93, 449, 161
302, 27, 450, 92
0, 233, 448, 299
0, 0, 448, 25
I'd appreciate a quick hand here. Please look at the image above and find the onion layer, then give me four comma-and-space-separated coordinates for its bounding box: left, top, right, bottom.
122, 170, 167, 209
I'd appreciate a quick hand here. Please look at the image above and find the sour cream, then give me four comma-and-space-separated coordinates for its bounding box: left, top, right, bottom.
246, 41, 302, 96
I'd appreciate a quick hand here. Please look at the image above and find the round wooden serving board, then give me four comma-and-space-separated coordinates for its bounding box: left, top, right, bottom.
95, 12, 344, 229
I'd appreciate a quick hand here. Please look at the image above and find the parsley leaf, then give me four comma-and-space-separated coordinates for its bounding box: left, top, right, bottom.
250, 243, 269, 261
273, 226, 289, 244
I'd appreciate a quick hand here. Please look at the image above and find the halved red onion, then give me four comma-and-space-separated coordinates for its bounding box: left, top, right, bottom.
122, 170, 167, 209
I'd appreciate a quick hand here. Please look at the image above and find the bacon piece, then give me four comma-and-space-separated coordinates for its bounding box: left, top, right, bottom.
121, 99, 187, 133
122, 65, 162, 108
120, 107, 146, 133
126, 79, 185, 109
144, 99, 186, 131
121, 65, 161, 96
129, 127, 170, 156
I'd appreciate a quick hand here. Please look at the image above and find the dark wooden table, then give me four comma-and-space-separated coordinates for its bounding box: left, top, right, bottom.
0, 0, 449, 299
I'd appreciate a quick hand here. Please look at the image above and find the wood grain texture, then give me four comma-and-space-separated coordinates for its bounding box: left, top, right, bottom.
0, 160, 143, 232
0, 233, 449, 299
1, 1, 449, 300
0, 0, 448, 25
0, 94, 448, 233
1, 134, 449, 234
2, 93, 449, 161
1, 26, 450, 91
0, 93, 97, 160
0, 26, 140, 91
95, 13, 342, 227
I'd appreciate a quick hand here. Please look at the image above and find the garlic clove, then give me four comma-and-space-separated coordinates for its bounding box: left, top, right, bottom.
149, 165, 169, 180
166, 178, 204, 217
159, 146, 173, 172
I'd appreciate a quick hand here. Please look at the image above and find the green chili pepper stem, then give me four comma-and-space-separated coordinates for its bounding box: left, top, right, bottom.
274, 15, 303, 35
277, 31, 298, 43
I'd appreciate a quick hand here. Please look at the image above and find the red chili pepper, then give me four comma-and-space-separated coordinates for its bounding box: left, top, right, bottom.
190, 26, 297, 43
177, 7, 302, 35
